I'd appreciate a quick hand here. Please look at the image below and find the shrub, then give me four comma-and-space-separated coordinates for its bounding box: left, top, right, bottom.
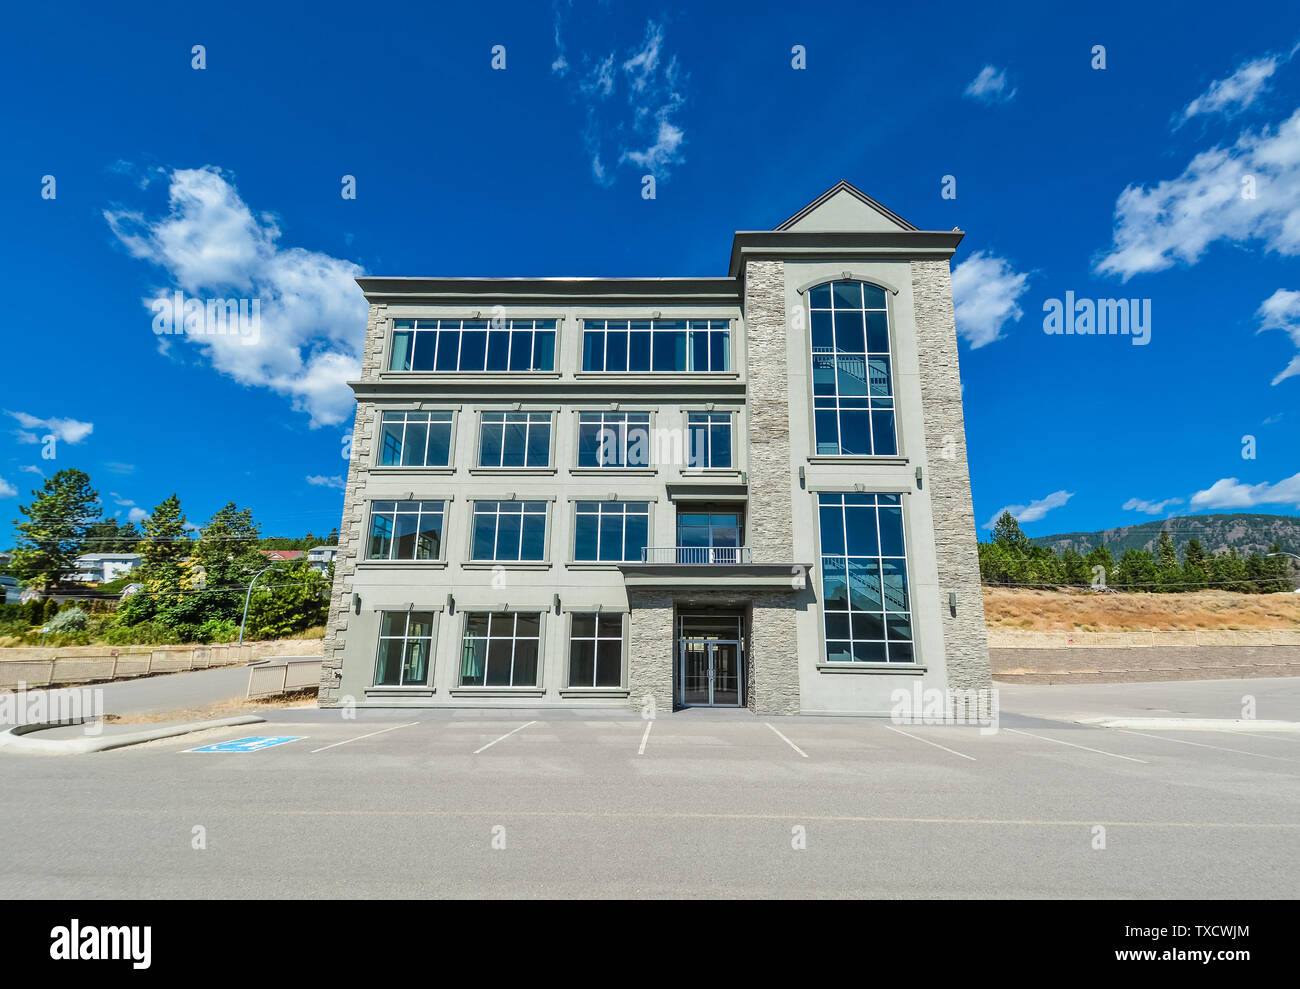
47, 606, 89, 633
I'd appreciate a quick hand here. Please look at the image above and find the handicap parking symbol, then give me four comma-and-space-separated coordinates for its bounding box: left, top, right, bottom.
186, 735, 305, 753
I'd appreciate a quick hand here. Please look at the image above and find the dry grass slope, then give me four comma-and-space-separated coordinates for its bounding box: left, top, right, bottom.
983, 587, 1300, 632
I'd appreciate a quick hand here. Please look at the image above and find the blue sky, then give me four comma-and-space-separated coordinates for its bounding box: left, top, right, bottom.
2, 0, 1299, 545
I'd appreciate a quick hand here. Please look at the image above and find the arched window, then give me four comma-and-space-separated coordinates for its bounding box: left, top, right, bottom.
808, 280, 896, 456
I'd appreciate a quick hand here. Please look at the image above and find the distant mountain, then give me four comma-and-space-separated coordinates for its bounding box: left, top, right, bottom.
1030, 513, 1300, 558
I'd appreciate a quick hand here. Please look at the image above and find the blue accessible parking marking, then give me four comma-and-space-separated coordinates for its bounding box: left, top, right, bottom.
185, 735, 305, 753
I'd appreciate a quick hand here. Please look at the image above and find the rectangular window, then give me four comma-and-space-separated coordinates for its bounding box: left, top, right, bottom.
577, 411, 652, 467
686, 412, 732, 468
580, 319, 730, 372
568, 613, 623, 687
374, 611, 435, 686
460, 612, 541, 687
470, 501, 547, 561
574, 502, 649, 562
367, 501, 445, 560
809, 282, 897, 456
390, 319, 556, 372
817, 492, 912, 664
378, 411, 453, 467
478, 411, 552, 468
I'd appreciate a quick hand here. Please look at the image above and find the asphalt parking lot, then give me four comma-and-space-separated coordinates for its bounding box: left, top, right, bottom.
1, 677, 1297, 898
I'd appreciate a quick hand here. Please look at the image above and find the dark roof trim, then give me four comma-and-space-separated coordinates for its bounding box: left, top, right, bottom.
728, 230, 965, 277
357, 276, 740, 305
774, 180, 920, 232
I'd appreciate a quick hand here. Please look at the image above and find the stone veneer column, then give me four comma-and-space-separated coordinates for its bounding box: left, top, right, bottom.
910, 262, 992, 691
743, 260, 794, 562
318, 303, 387, 704
625, 592, 674, 715
741, 260, 801, 714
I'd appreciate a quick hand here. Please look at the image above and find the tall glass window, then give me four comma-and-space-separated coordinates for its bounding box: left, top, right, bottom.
478, 411, 551, 467
581, 319, 730, 372
808, 281, 897, 456
367, 501, 445, 560
686, 412, 732, 468
568, 613, 623, 687
374, 611, 435, 686
390, 319, 556, 372
817, 492, 912, 663
460, 612, 541, 687
378, 411, 453, 467
471, 501, 547, 561
574, 502, 650, 562
577, 412, 652, 467
675, 510, 742, 564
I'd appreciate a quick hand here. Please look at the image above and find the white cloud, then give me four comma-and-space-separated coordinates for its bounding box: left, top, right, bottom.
1176, 54, 1284, 127
104, 462, 135, 475
0, 477, 16, 498
1123, 496, 1184, 515
556, 17, 688, 186
963, 65, 1016, 104
951, 251, 1030, 348
1257, 288, 1300, 384
105, 166, 366, 427
1095, 106, 1300, 281
127, 507, 148, 523
6, 411, 93, 445
19, 465, 44, 478
110, 492, 135, 507
306, 474, 346, 490
1190, 472, 1300, 510
984, 490, 1073, 529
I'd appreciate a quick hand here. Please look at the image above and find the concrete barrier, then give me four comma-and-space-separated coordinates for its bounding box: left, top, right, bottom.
991, 644, 1300, 684
246, 657, 323, 699
0, 639, 324, 689
987, 628, 1300, 649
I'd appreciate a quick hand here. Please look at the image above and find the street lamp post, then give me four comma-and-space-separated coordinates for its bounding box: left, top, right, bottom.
238, 564, 280, 646
1266, 552, 1300, 591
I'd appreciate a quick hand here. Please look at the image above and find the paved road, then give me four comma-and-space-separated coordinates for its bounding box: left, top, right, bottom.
1, 677, 1297, 898
19, 664, 252, 718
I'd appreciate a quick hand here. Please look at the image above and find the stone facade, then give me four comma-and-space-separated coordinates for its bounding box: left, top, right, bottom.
318, 304, 386, 704
910, 260, 992, 691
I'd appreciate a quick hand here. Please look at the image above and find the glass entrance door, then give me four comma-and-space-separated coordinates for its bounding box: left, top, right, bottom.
678, 638, 743, 707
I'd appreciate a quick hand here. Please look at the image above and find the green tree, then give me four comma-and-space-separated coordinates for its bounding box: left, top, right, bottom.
1083, 544, 1115, 588
193, 502, 264, 621
1182, 538, 1208, 590
1115, 548, 1158, 589
991, 511, 1029, 551
117, 495, 189, 627
245, 559, 330, 638
8, 469, 101, 589
1155, 530, 1180, 591
1060, 547, 1090, 585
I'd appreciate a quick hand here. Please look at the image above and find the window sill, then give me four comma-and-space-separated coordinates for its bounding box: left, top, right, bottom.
679, 469, 742, 478
816, 662, 926, 675
460, 561, 552, 570
365, 687, 435, 697
806, 456, 909, 467
355, 560, 448, 569
558, 688, 630, 698
468, 467, 557, 476
565, 562, 625, 570
573, 372, 741, 381
379, 371, 562, 380
568, 467, 659, 476
367, 466, 456, 475
450, 687, 546, 697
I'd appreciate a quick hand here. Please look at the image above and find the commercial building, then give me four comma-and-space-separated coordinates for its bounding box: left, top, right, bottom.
319, 182, 990, 714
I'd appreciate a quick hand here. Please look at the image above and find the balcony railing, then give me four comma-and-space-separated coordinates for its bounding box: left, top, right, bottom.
641, 546, 752, 565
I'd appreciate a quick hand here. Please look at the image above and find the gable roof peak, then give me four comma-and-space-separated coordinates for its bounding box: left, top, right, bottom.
775, 180, 919, 233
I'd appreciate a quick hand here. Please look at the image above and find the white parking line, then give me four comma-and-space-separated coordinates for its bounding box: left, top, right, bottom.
765, 722, 809, 758
1114, 728, 1293, 762
1232, 731, 1300, 745
310, 722, 420, 753
638, 720, 653, 755
1004, 727, 1148, 764
473, 721, 537, 755
883, 724, 975, 761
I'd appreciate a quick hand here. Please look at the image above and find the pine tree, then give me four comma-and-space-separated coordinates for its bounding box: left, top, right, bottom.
9, 469, 101, 589
991, 511, 1029, 550
1182, 538, 1208, 590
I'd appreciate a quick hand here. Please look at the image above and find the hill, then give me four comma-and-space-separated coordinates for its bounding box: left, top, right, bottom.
1030, 513, 1300, 558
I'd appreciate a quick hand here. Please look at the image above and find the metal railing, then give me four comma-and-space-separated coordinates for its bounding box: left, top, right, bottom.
641, 546, 752, 565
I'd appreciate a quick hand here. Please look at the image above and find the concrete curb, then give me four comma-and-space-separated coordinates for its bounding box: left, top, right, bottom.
0, 715, 266, 755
